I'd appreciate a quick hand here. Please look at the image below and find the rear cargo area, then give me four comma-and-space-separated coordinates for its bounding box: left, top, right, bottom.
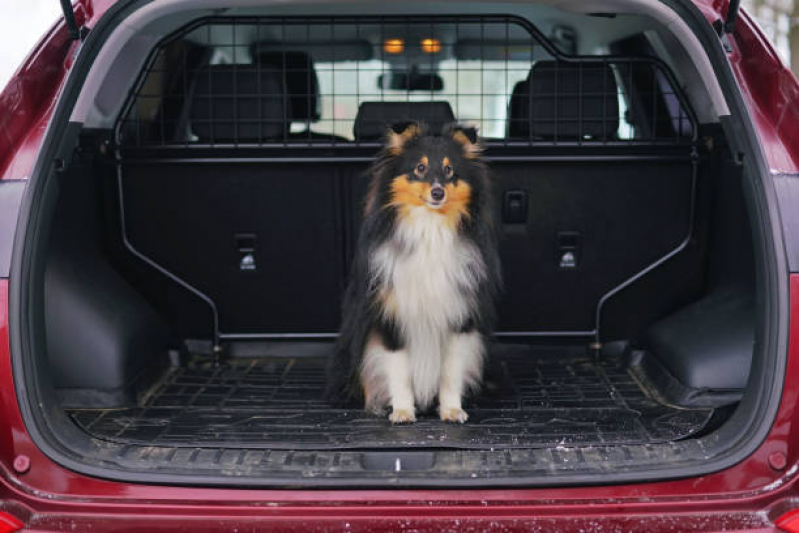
27, 5, 761, 481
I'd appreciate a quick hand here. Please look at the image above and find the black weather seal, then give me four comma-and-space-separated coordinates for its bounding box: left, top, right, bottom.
712, 0, 741, 51
721, 0, 741, 34
59, 0, 89, 41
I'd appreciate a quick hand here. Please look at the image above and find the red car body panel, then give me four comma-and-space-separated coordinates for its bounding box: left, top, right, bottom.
0, 0, 798, 530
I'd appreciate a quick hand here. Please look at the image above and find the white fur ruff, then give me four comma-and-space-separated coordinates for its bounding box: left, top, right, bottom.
364, 206, 487, 411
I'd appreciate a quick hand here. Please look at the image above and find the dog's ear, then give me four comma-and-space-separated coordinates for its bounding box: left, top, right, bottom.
386, 122, 422, 155
446, 124, 481, 159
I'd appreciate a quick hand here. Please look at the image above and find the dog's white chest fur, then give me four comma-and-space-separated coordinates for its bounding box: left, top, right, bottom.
369, 206, 484, 407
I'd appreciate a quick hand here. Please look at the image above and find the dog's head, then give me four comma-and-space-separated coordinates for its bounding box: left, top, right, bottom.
374, 122, 484, 224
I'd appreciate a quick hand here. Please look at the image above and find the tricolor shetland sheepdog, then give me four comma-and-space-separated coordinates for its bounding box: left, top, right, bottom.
325, 122, 501, 423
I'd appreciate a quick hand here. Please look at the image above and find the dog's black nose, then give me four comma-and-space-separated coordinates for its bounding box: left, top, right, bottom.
430, 187, 445, 202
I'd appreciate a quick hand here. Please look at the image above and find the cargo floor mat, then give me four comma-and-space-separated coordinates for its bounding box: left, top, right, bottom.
69, 344, 713, 450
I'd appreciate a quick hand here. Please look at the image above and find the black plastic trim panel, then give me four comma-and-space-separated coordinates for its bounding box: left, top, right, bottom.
51, 439, 715, 488
773, 172, 799, 272
0, 180, 26, 278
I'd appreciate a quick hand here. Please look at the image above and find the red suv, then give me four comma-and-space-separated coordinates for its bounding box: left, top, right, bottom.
1, 0, 799, 530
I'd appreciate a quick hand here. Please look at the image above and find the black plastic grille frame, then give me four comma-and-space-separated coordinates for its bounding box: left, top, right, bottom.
116, 15, 698, 148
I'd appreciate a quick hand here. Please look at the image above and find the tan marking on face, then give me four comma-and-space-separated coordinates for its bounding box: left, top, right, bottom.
442, 157, 454, 179
390, 173, 470, 227
413, 156, 429, 179
439, 180, 472, 229
389, 174, 429, 219
386, 124, 421, 155
451, 130, 482, 159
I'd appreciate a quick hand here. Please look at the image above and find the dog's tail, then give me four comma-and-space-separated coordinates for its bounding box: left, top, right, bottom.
325, 275, 372, 407
326, 190, 386, 408
324, 344, 363, 407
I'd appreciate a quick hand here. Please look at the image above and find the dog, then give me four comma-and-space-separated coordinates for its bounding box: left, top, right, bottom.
325, 122, 501, 424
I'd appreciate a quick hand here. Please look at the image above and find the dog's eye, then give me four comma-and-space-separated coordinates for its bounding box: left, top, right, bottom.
416, 163, 427, 174
443, 165, 453, 178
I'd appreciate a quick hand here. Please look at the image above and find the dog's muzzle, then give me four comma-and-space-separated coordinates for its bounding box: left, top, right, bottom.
428, 185, 446, 206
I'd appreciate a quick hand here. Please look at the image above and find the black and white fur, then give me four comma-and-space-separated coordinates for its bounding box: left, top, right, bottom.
325, 122, 501, 423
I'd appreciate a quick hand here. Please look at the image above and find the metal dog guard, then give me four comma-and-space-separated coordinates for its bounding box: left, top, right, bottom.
113, 13, 701, 347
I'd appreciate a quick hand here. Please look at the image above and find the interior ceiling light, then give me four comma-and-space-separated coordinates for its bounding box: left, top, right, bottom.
383, 38, 405, 54
420, 38, 442, 53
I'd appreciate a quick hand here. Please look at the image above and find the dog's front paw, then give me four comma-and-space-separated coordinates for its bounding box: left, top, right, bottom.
389, 407, 417, 424
440, 406, 469, 423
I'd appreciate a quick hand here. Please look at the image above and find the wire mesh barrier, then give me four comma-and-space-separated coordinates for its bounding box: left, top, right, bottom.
116, 15, 697, 148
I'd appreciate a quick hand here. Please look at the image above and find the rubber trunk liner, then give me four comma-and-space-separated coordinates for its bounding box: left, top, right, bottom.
69, 345, 713, 450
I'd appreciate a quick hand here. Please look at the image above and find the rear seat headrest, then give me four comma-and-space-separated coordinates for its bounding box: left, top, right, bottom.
190, 64, 287, 142
508, 61, 619, 141
507, 79, 530, 138
258, 51, 320, 122
353, 102, 455, 140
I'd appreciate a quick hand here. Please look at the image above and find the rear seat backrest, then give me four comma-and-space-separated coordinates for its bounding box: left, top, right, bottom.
506, 79, 530, 138
127, 63, 344, 338
258, 50, 346, 142
508, 61, 619, 142
190, 64, 288, 143
258, 51, 320, 123
353, 101, 456, 140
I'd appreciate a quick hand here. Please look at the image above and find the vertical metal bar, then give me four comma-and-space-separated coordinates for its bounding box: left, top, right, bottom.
651, 64, 658, 142
380, 16, 385, 112
405, 17, 410, 119
158, 52, 166, 147
480, 19, 485, 135
256, 18, 263, 146
628, 61, 635, 139
307, 21, 314, 144
182, 40, 189, 147
306, 21, 312, 144
528, 28, 534, 145
577, 62, 583, 145
429, 18, 435, 100
602, 62, 608, 144
233, 19, 239, 147
207, 23, 213, 146
355, 20, 361, 146
134, 82, 141, 147
504, 17, 509, 147
282, 18, 288, 147
454, 19, 459, 122
331, 17, 337, 144
673, 68, 684, 140
554, 60, 559, 144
